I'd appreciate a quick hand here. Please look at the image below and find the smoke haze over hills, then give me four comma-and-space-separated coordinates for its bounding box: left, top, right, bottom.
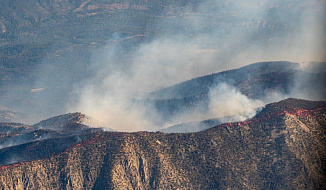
1, 2, 326, 188
0, 0, 325, 131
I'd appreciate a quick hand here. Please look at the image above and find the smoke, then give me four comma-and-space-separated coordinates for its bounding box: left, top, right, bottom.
0, 130, 53, 150
0, 0, 325, 132
70, 89, 154, 132
207, 83, 263, 120
64, 0, 326, 132
289, 62, 326, 101
0, 43, 92, 124
160, 82, 264, 130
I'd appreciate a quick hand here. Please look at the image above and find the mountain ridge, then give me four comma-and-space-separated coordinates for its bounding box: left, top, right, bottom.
150, 61, 299, 100
148, 61, 326, 125
0, 98, 325, 189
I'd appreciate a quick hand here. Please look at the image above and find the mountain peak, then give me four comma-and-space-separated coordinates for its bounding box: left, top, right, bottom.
34, 112, 94, 132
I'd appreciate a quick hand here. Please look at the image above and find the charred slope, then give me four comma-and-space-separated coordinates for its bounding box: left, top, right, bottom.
0, 98, 325, 189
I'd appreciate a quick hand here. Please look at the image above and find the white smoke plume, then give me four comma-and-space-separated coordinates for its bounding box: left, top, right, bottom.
0, 0, 324, 132
207, 83, 263, 120
65, 0, 326, 132
159, 82, 264, 130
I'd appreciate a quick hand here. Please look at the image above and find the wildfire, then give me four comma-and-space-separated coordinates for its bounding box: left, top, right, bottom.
213, 107, 325, 130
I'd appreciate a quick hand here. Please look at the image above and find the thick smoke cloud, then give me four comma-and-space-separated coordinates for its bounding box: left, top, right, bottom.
160, 83, 264, 130
1, 0, 325, 131
65, 0, 326, 131
207, 83, 263, 120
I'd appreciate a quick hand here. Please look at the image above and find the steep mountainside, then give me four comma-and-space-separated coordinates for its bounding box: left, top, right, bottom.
149, 61, 326, 123
150, 61, 299, 99
0, 98, 325, 189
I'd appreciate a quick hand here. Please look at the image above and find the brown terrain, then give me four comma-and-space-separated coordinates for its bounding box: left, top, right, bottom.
0, 98, 325, 189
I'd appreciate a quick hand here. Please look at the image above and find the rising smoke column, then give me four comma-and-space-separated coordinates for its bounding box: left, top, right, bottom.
66, 0, 326, 131
0, 0, 310, 131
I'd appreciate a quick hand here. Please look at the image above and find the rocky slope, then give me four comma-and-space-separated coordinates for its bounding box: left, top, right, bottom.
0, 98, 325, 189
